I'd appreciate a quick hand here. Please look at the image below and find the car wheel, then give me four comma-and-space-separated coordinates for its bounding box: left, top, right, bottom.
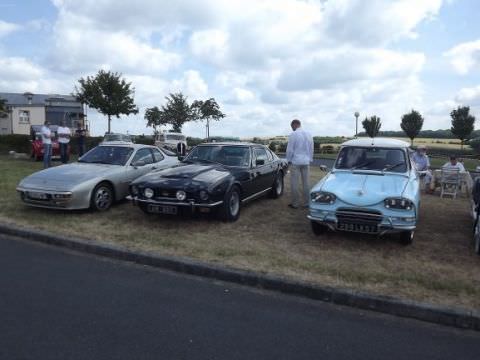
269, 173, 284, 199
219, 186, 241, 222
311, 221, 327, 236
90, 183, 114, 211
474, 227, 480, 255
400, 230, 414, 245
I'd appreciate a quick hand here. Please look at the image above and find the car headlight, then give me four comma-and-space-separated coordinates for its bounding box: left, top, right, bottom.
311, 191, 336, 204
176, 190, 187, 201
384, 198, 414, 210
199, 190, 209, 201
144, 188, 154, 199
130, 185, 139, 196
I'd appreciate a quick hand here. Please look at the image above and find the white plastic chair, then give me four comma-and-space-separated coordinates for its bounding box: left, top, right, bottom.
440, 168, 461, 199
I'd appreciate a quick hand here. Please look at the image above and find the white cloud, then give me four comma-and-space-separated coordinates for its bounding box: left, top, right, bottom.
171, 70, 208, 99
444, 39, 480, 74
455, 85, 480, 106
0, 20, 20, 38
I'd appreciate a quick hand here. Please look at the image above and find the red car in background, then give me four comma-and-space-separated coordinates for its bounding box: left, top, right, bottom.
30, 125, 69, 161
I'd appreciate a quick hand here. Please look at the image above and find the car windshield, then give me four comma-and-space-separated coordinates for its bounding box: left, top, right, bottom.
185, 145, 251, 167
335, 146, 407, 173
79, 146, 134, 166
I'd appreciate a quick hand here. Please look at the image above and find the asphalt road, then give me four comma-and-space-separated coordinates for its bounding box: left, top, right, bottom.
0, 233, 479, 360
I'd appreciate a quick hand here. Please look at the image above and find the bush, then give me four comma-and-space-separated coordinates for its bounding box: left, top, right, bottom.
134, 135, 154, 146
0, 134, 32, 154
468, 137, 480, 154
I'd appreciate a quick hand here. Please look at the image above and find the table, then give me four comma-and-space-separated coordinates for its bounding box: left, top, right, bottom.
430, 169, 473, 193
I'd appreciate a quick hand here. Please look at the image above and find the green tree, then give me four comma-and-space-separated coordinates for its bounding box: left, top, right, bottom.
191, 98, 225, 141
160, 92, 195, 133
400, 109, 424, 146
362, 115, 382, 138
0, 98, 7, 118
144, 106, 169, 134
451, 106, 475, 149
74, 70, 139, 133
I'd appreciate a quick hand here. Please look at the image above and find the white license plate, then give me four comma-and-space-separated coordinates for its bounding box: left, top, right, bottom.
28, 192, 48, 200
148, 205, 178, 215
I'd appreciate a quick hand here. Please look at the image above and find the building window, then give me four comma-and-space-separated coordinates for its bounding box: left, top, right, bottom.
19, 110, 30, 124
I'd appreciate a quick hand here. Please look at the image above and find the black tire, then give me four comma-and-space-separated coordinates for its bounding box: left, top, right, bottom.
90, 182, 114, 211
311, 221, 327, 236
400, 230, 414, 245
218, 186, 241, 222
474, 227, 480, 255
269, 172, 284, 199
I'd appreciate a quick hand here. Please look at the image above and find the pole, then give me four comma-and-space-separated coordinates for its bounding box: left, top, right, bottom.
354, 112, 359, 138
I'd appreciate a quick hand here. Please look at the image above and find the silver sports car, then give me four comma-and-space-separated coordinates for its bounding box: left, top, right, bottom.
16, 142, 179, 211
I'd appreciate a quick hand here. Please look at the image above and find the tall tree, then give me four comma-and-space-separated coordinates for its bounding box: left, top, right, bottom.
400, 109, 424, 146
160, 92, 195, 133
0, 98, 8, 118
191, 98, 225, 141
144, 106, 169, 134
450, 106, 475, 149
362, 115, 382, 138
74, 70, 138, 133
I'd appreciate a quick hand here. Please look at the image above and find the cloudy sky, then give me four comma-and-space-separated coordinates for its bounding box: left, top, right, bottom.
0, 0, 479, 138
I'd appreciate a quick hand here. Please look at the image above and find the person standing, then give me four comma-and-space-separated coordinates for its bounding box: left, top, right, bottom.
75, 123, 86, 157
57, 120, 70, 164
286, 119, 313, 209
176, 141, 186, 156
412, 145, 433, 193
41, 120, 52, 169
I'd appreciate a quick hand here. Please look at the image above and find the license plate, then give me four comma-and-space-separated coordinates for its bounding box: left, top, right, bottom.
27, 192, 48, 200
337, 222, 377, 233
148, 205, 178, 215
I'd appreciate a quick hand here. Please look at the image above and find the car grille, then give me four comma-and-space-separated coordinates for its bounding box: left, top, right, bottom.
335, 208, 383, 234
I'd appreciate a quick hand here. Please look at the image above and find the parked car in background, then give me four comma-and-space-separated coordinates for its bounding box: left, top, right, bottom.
471, 177, 480, 255
17, 143, 178, 211
102, 133, 133, 143
308, 138, 420, 244
30, 124, 66, 161
154, 132, 187, 152
129, 143, 288, 221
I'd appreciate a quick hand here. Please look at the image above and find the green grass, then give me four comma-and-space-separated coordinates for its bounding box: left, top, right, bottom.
1, 155, 479, 310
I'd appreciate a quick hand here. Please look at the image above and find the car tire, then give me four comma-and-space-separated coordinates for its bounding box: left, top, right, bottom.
311, 221, 327, 236
269, 172, 284, 199
90, 182, 114, 211
219, 186, 241, 222
400, 230, 414, 245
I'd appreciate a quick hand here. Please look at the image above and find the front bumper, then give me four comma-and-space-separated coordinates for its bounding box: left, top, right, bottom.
16, 186, 75, 209
307, 209, 416, 235
127, 195, 223, 209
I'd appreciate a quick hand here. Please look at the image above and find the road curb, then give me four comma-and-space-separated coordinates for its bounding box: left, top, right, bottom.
1, 222, 479, 331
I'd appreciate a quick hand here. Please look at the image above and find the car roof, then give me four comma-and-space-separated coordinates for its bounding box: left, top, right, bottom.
341, 137, 410, 148
197, 142, 258, 146
98, 142, 154, 149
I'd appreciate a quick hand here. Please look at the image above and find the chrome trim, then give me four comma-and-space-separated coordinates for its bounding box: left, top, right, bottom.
128, 196, 223, 208
241, 188, 271, 203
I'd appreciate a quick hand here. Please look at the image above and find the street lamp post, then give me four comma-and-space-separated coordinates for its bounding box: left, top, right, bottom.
354, 111, 360, 138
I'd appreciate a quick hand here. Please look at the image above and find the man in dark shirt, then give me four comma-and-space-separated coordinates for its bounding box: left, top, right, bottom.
75, 123, 86, 157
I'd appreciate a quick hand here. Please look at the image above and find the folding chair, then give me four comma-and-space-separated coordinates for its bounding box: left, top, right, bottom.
440, 168, 461, 199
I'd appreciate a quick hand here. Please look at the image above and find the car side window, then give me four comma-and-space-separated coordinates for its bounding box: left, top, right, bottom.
152, 148, 165, 163
131, 148, 154, 165
254, 148, 269, 167
266, 149, 274, 162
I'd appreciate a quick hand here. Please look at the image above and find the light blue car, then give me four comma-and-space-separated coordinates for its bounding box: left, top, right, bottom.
308, 138, 420, 244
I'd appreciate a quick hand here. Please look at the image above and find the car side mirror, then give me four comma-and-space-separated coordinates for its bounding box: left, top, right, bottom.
319, 165, 330, 172
132, 159, 146, 167
256, 159, 265, 166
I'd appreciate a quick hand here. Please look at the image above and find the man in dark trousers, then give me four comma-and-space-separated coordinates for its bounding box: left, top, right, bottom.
176, 141, 186, 156
75, 123, 86, 157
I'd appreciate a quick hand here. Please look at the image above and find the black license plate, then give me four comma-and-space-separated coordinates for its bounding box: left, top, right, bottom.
27, 192, 48, 200
148, 204, 178, 215
337, 222, 377, 233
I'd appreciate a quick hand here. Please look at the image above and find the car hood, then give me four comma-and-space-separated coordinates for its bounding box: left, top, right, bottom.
18, 163, 121, 190
320, 171, 409, 206
134, 163, 229, 186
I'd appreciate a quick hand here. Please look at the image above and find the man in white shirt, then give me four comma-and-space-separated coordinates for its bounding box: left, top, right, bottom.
41, 120, 52, 169
442, 155, 466, 172
57, 120, 71, 164
286, 119, 313, 209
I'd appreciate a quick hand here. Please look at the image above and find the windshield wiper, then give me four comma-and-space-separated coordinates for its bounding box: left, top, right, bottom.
351, 160, 376, 171
382, 162, 405, 172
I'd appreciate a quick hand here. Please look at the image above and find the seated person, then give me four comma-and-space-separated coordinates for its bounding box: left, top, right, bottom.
411, 145, 432, 190
442, 155, 466, 172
